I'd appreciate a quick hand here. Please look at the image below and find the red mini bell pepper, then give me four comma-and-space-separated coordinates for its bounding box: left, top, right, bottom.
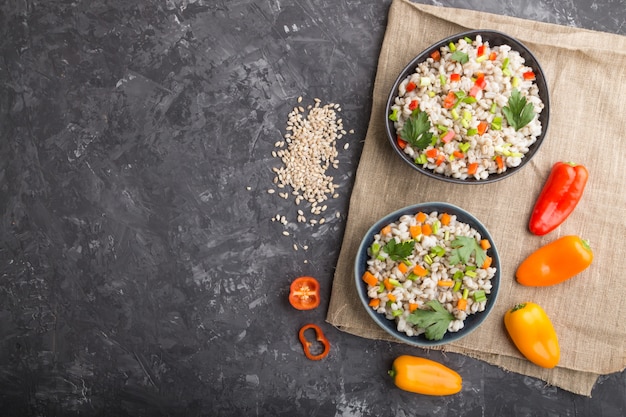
528, 161, 588, 235
298, 324, 330, 360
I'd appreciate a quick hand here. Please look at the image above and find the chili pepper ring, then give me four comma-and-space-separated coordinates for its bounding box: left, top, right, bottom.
298, 324, 330, 361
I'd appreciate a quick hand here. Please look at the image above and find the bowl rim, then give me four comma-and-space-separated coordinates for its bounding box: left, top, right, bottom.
353, 201, 501, 347
384, 29, 550, 184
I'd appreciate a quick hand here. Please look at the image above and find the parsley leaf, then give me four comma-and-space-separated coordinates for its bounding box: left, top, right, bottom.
406, 300, 454, 341
448, 236, 486, 267
450, 51, 469, 64
383, 239, 415, 262
399, 110, 433, 150
502, 89, 535, 131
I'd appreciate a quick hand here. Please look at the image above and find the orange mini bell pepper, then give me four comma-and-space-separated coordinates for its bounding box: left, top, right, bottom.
516, 235, 593, 287
388, 355, 462, 396
504, 302, 560, 368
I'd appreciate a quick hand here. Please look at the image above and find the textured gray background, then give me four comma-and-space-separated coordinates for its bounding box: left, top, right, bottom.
1, 0, 625, 416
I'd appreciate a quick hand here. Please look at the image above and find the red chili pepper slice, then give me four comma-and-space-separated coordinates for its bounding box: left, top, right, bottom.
528, 161, 589, 236
298, 324, 330, 361
289, 276, 320, 310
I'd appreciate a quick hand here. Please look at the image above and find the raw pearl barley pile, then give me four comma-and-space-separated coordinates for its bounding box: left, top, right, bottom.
269, 97, 353, 231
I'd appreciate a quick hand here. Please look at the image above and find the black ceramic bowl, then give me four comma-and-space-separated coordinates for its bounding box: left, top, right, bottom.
385, 30, 549, 184
354, 202, 501, 347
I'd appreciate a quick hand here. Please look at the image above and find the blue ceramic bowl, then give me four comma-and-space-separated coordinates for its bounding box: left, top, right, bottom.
385, 30, 549, 184
354, 202, 501, 347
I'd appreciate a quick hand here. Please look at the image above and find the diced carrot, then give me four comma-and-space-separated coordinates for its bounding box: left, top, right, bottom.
443, 91, 456, 108
489, 51, 497, 61
397, 137, 407, 149
408, 99, 419, 110
480, 239, 491, 250
421, 223, 433, 236
409, 303, 419, 312
362, 271, 378, 287
437, 280, 454, 287
383, 278, 393, 291
482, 255, 493, 269
416, 212, 427, 223
523, 71, 536, 80
398, 262, 408, 274
453, 150, 464, 159
406, 81, 417, 92
388, 293, 396, 302
369, 298, 380, 308
450, 73, 461, 82
430, 50, 441, 61
467, 162, 479, 175
457, 298, 468, 311
425, 148, 439, 159
381, 225, 392, 235
435, 154, 445, 166
409, 224, 422, 238
412, 264, 428, 277
440, 212, 451, 226
477, 121, 488, 135
495, 155, 504, 170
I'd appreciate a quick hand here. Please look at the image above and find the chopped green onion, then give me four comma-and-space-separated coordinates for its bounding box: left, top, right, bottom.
465, 265, 477, 271
490, 102, 497, 114
449, 42, 457, 52
466, 270, 477, 278
444, 230, 450, 241
430, 245, 445, 257
491, 116, 502, 130
473, 290, 487, 302
437, 124, 448, 132
424, 254, 433, 265
453, 270, 464, 280
428, 91, 436, 98
439, 74, 446, 86
502, 57, 509, 70
476, 54, 488, 63
377, 283, 385, 293
461, 119, 470, 129
464, 36, 472, 43
451, 109, 459, 120
392, 309, 403, 317
452, 280, 462, 292
420, 77, 431, 87
432, 220, 441, 235
407, 272, 419, 281
389, 278, 402, 287
466, 128, 478, 136
459, 142, 471, 153
463, 110, 472, 120
389, 108, 399, 122
462, 288, 469, 299
371, 242, 380, 256
415, 154, 428, 165
502, 68, 512, 77
512, 77, 519, 88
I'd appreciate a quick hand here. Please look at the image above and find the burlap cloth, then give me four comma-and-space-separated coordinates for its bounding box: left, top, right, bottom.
326, 0, 626, 396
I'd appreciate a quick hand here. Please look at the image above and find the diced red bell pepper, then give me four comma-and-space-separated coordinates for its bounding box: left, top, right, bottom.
523, 71, 536, 80
406, 81, 417, 92
408, 99, 419, 111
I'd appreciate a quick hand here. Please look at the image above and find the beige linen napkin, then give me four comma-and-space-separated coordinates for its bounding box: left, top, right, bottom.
327, 0, 626, 397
